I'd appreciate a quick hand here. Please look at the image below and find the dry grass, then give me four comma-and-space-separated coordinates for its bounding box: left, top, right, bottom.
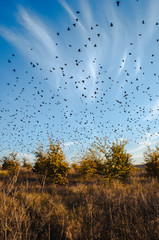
0, 167, 158, 240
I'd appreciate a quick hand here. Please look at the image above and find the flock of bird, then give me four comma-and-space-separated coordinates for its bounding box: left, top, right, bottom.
1, 0, 159, 161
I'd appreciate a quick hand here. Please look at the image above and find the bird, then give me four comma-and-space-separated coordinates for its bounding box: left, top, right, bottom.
116, 1, 120, 6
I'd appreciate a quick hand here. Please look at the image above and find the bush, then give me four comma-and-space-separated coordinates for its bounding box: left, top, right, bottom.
79, 138, 133, 181
144, 145, 159, 178
79, 153, 98, 179
33, 138, 69, 186
102, 139, 133, 181
1, 153, 20, 176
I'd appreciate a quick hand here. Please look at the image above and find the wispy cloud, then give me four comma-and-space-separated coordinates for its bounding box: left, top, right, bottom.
63, 141, 78, 147
17, 152, 35, 162
80, 0, 93, 27
18, 7, 57, 54
0, 6, 58, 72
145, 0, 159, 43
62, 141, 79, 151
0, 26, 31, 52
145, 97, 159, 120
128, 142, 148, 155
135, 0, 159, 63
60, 0, 85, 31
127, 141, 148, 163
128, 132, 159, 162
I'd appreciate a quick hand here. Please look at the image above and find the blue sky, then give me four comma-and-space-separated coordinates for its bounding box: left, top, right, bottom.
1, 0, 159, 164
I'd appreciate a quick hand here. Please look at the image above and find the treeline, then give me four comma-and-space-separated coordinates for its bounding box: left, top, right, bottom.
1, 137, 159, 184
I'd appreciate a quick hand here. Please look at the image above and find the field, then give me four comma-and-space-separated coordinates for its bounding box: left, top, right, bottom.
0, 166, 158, 240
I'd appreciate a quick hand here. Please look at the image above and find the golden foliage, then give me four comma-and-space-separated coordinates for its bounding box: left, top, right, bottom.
144, 145, 159, 178
79, 138, 133, 181
33, 138, 69, 185
1, 153, 20, 176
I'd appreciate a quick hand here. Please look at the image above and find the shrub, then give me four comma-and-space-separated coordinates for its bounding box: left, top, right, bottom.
1, 153, 20, 176
79, 138, 133, 181
102, 139, 133, 181
144, 145, 159, 178
33, 138, 69, 186
79, 153, 98, 179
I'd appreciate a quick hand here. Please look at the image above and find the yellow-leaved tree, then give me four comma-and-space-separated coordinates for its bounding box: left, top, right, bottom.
33, 138, 69, 186
1, 152, 20, 176
144, 145, 159, 178
79, 137, 133, 181
102, 139, 133, 181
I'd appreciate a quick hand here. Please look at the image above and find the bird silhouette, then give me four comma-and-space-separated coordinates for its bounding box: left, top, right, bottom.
116, 1, 120, 6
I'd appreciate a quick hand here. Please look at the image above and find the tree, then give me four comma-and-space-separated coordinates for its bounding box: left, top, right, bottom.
79, 137, 133, 181
144, 145, 159, 178
1, 152, 20, 176
79, 152, 99, 179
102, 139, 133, 181
33, 138, 69, 186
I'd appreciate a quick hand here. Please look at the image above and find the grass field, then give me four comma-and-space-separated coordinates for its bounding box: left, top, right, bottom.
0, 166, 158, 240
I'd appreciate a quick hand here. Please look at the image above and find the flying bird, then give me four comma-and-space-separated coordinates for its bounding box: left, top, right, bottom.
116, 1, 120, 6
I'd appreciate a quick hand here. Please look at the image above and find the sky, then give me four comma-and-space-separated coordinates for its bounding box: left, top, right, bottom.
1, 0, 159, 164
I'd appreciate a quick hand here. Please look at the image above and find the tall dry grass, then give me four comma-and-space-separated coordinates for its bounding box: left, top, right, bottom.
0, 167, 158, 240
